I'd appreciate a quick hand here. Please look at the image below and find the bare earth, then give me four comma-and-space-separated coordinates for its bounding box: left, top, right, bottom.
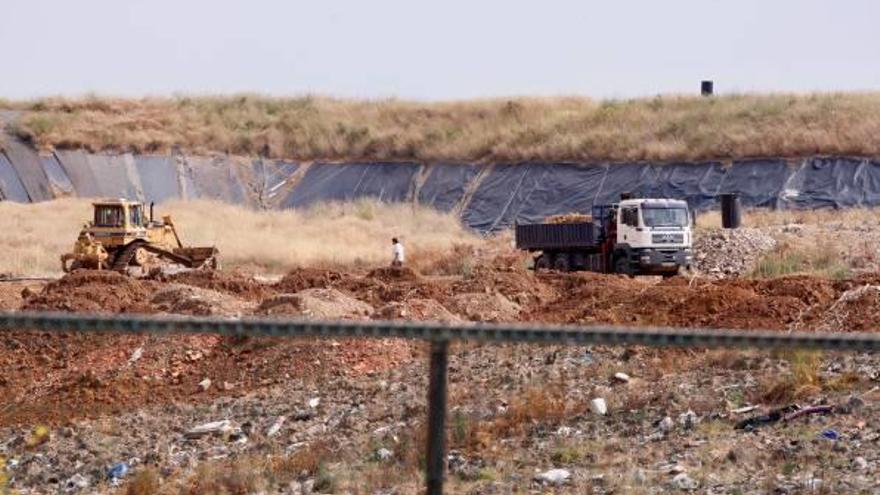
2, 236, 880, 494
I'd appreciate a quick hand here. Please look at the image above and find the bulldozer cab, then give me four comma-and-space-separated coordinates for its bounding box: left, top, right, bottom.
92, 200, 146, 231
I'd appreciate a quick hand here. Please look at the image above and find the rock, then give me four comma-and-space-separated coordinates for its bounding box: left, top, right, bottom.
590, 398, 607, 416
613, 372, 631, 383
534, 468, 571, 485
64, 473, 90, 491
659, 416, 675, 432
198, 378, 212, 392
678, 410, 698, 430
185, 420, 233, 439
375, 448, 393, 462
853, 457, 868, 470
672, 472, 698, 491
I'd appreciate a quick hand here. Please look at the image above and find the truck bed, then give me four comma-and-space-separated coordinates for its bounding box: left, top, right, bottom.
515, 222, 597, 250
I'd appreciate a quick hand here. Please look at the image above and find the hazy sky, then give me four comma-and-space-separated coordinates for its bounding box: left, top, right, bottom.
3, 0, 879, 100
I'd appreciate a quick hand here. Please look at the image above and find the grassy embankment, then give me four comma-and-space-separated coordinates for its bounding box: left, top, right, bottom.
4, 92, 880, 163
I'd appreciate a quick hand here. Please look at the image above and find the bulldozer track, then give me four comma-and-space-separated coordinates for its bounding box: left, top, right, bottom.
110, 242, 142, 272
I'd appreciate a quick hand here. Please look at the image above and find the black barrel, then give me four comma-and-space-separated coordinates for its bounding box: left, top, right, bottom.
701, 80, 714, 96
720, 193, 741, 228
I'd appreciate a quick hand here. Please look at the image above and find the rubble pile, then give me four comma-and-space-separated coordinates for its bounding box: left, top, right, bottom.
693, 228, 776, 277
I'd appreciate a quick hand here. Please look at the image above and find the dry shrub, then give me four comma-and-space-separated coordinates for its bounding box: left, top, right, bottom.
11, 92, 880, 162
486, 386, 581, 441
759, 350, 823, 404
271, 440, 332, 479
412, 243, 477, 277
751, 241, 850, 279
0, 198, 479, 275
125, 468, 160, 495
180, 458, 267, 495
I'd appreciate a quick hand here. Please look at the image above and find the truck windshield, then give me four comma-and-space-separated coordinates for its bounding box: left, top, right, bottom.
642, 207, 689, 227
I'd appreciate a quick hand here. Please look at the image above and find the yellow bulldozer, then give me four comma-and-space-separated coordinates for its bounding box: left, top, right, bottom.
61, 199, 219, 274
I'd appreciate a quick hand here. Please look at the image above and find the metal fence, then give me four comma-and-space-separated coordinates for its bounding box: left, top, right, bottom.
3, 311, 880, 494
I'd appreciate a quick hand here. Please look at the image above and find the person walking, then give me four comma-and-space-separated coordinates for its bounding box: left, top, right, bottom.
391, 237, 405, 268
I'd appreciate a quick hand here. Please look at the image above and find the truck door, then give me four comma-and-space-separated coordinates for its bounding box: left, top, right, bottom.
617, 207, 638, 245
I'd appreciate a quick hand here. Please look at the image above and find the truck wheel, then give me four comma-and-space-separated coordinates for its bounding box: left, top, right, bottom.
534, 254, 550, 272
615, 257, 632, 276
553, 254, 570, 272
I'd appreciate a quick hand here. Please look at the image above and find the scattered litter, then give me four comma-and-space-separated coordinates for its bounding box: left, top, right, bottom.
198, 378, 212, 392
820, 429, 840, 441
783, 405, 832, 422
853, 457, 868, 470
672, 472, 698, 491
267, 416, 286, 437
658, 416, 674, 432
107, 462, 129, 483
185, 420, 233, 439
734, 405, 799, 430
678, 410, 698, 430
26, 425, 50, 447
375, 448, 393, 462
65, 473, 90, 491
613, 372, 631, 383
730, 405, 759, 415
535, 468, 571, 485
128, 347, 143, 364
308, 397, 320, 408
590, 398, 607, 416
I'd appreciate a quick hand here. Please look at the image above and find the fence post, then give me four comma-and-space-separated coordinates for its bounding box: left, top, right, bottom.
425, 339, 449, 495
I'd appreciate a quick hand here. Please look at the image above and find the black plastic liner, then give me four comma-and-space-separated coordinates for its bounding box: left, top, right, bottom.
7, 149, 880, 234
282, 162, 420, 208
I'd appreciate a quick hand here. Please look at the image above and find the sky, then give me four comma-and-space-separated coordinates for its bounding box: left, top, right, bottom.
2, 0, 879, 100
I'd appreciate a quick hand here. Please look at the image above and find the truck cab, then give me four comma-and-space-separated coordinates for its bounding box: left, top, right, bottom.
613, 198, 693, 275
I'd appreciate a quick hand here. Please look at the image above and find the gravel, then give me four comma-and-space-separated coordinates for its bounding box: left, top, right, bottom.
693, 228, 777, 277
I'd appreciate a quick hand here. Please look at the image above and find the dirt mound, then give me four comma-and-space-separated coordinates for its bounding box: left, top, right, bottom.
367, 266, 420, 282
449, 292, 522, 322
151, 284, 254, 316
156, 270, 274, 301
22, 271, 157, 313
374, 298, 462, 323
258, 288, 373, 319
274, 267, 346, 293
814, 284, 880, 332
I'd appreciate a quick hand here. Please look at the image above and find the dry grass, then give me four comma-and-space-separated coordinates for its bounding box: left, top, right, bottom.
6, 92, 880, 162
0, 198, 479, 276
697, 207, 880, 229
448, 386, 583, 454
758, 350, 824, 404
751, 241, 851, 279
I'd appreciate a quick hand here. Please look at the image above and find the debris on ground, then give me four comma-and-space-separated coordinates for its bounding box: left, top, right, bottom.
534, 468, 571, 485
693, 228, 776, 277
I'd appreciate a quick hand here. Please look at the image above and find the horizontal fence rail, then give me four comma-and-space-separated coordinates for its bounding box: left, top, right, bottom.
3, 310, 880, 495
0, 311, 879, 351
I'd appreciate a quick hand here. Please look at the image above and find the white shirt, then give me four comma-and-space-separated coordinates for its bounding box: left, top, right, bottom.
392, 242, 405, 262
